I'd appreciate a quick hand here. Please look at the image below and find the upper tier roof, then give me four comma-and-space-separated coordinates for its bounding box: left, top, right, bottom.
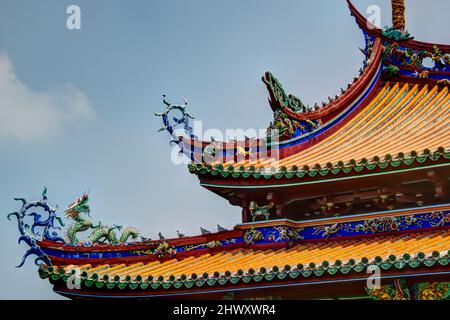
184, 1, 450, 183
229, 82, 450, 168
191, 80, 450, 183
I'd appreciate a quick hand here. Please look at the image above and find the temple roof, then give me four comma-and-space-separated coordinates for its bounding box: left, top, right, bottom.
184, 1, 450, 184
8, 0, 450, 301
40, 228, 450, 296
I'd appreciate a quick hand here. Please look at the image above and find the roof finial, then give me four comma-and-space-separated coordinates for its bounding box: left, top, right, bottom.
392, 0, 406, 31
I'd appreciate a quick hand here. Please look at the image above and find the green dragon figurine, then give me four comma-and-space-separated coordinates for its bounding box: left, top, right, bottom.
118, 227, 141, 243
382, 26, 413, 42
63, 193, 100, 245
85, 225, 141, 246
63, 193, 142, 246
86, 224, 121, 245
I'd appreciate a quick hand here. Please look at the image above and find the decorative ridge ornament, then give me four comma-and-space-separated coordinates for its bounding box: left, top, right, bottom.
63, 193, 100, 245
62, 193, 143, 246
249, 201, 274, 222
382, 26, 413, 42
383, 64, 400, 78
384, 0, 413, 42
8, 189, 145, 268
263, 72, 321, 139
262, 72, 307, 114
155, 95, 196, 159
153, 241, 177, 259
7, 188, 65, 267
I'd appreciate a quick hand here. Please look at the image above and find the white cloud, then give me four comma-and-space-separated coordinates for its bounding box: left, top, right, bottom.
0, 52, 95, 142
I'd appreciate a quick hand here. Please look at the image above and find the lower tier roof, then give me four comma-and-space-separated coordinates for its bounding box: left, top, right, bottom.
41, 229, 450, 293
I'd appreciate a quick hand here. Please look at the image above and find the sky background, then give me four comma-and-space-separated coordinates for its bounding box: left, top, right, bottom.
1, 0, 450, 299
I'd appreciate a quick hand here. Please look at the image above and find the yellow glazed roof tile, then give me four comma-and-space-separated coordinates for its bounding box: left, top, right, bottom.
233, 82, 450, 169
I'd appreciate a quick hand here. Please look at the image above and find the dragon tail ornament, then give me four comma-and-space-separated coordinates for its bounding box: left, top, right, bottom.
7, 188, 64, 267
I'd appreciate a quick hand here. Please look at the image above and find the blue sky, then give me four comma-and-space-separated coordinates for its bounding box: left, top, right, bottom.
1, 0, 450, 299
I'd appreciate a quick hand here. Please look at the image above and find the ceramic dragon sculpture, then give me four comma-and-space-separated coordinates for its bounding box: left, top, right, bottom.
63, 193, 143, 246
63, 193, 99, 245
85, 224, 141, 246
9, 189, 145, 268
